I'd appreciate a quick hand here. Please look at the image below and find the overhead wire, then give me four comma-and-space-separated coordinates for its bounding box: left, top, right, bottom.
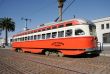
63, 0, 76, 14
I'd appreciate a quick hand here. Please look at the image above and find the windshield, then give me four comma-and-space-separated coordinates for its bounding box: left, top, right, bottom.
89, 24, 96, 36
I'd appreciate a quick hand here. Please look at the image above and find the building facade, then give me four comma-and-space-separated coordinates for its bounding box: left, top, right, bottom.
0, 37, 5, 47
93, 17, 110, 46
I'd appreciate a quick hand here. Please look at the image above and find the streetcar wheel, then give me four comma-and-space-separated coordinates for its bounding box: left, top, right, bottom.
16, 48, 23, 53
45, 51, 50, 56
58, 52, 64, 57
19, 49, 23, 53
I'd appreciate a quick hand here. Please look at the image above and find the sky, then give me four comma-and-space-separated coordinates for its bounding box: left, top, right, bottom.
0, 0, 110, 38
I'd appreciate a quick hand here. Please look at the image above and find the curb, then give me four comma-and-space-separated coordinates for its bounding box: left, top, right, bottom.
100, 53, 110, 57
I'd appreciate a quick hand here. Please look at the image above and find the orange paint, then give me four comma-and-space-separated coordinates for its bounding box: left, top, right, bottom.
59, 50, 85, 55
22, 48, 43, 53
12, 36, 97, 55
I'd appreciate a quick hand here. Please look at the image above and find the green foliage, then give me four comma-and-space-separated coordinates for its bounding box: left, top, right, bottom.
0, 17, 15, 46
0, 17, 15, 32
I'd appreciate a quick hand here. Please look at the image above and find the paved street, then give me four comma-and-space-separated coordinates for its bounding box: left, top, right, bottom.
0, 48, 110, 74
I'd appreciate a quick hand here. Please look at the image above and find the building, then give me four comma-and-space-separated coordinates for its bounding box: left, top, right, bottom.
92, 17, 110, 46
0, 37, 5, 47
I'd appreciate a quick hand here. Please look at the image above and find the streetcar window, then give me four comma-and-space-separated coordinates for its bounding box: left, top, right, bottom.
65, 29, 72, 37
20, 38, 22, 41
58, 24, 64, 28
52, 32, 57, 38
15, 38, 17, 41
18, 38, 20, 41
23, 37, 25, 41
34, 35, 37, 40
16, 38, 17, 41
28, 36, 30, 40
31, 36, 33, 40
52, 26, 57, 29
42, 34, 45, 39
66, 23, 72, 26
25, 37, 27, 41
16, 38, 18, 41
58, 31, 64, 37
46, 33, 51, 39
19, 38, 21, 41
10, 39, 13, 42
38, 35, 41, 40
89, 24, 96, 36
75, 29, 85, 35
23, 37, 24, 41
15, 38, 17, 42
17, 38, 19, 41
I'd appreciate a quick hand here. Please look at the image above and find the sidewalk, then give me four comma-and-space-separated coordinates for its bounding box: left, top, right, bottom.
0, 46, 12, 50
100, 50, 110, 57
99, 46, 110, 57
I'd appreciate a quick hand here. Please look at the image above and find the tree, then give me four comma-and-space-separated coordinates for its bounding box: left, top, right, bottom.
0, 17, 15, 46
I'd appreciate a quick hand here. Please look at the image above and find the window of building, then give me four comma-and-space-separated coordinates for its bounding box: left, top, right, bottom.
58, 31, 64, 37
75, 29, 85, 35
46, 33, 51, 39
52, 32, 57, 38
66, 23, 72, 26
106, 23, 109, 29
42, 34, 45, 39
103, 33, 110, 43
101, 24, 104, 29
65, 29, 72, 37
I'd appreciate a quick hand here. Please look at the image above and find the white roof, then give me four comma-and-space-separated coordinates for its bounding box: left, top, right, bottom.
92, 16, 110, 23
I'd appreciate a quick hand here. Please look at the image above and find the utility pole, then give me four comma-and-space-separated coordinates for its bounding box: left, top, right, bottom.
21, 18, 31, 31
57, 0, 66, 21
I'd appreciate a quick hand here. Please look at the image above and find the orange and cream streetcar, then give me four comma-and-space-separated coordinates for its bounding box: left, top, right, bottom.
11, 18, 101, 56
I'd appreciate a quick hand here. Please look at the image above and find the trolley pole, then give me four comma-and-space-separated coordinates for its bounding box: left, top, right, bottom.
58, 0, 66, 21
21, 18, 31, 31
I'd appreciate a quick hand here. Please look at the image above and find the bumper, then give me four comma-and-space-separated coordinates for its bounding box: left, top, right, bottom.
85, 48, 101, 54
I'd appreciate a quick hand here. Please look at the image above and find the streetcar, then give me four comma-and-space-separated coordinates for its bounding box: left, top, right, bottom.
11, 18, 101, 56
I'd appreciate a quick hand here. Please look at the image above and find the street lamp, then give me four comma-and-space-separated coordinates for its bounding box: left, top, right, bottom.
21, 18, 31, 31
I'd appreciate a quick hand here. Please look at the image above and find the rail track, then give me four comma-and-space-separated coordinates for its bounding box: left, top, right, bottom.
0, 60, 24, 74
0, 49, 110, 74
